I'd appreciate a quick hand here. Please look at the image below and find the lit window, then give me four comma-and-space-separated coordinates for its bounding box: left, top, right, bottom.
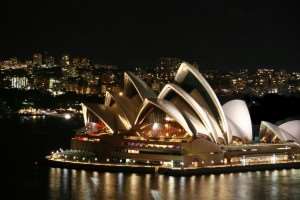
128, 149, 139, 154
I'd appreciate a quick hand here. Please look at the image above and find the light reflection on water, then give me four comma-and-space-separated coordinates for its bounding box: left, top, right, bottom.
48, 168, 300, 200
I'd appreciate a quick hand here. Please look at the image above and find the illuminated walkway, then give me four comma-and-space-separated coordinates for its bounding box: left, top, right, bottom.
46, 155, 300, 176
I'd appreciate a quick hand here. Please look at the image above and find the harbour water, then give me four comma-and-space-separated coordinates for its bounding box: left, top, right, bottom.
19, 166, 300, 200
4, 116, 300, 200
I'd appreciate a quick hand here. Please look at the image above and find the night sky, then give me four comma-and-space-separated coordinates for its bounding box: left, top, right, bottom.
1, 1, 300, 69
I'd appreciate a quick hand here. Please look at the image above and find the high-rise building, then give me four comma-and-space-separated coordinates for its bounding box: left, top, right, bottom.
9, 57, 18, 66
72, 57, 80, 66
11, 76, 29, 89
153, 57, 182, 83
61, 55, 70, 67
43, 52, 55, 66
32, 53, 43, 66
158, 57, 182, 70
81, 58, 90, 67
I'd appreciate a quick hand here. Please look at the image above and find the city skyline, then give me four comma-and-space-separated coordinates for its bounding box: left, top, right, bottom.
1, 1, 300, 69
1, 53, 300, 72
1, 54, 300, 96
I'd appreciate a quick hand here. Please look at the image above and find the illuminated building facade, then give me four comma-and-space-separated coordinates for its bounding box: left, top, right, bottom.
11, 76, 29, 89
69, 62, 300, 167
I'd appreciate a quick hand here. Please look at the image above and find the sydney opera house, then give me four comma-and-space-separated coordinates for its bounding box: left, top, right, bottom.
69, 62, 300, 167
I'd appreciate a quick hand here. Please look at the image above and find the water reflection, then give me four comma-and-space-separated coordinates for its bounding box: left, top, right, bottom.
48, 168, 300, 200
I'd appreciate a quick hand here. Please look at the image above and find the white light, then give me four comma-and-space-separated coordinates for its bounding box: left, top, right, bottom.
64, 113, 71, 120
271, 154, 276, 164
165, 116, 172, 121
152, 123, 160, 130
242, 155, 246, 166
277, 146, 291, 150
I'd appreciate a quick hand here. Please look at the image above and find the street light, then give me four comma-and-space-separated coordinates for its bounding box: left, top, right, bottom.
64, 113, 71, 120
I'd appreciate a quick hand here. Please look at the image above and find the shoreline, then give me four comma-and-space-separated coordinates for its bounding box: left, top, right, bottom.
44, 158, 300, 176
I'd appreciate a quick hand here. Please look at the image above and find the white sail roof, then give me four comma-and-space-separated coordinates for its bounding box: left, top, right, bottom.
223, 99, 252, 143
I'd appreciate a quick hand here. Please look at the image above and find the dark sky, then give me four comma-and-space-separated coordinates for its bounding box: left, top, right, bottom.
1, 1, 300, 69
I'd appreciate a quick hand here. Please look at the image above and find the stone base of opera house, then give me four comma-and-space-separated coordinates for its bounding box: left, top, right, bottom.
43, 136, 300, 176
69, 136, 226, 167
45, 158, 300, 176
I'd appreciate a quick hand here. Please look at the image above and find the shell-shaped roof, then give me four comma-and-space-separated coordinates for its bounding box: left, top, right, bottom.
158, 83, 219, 143
124, 72, 156, 101
81, 103, 116, 133
135, 98, 195, 136
223, 99, 252, 142
174, 62, 231, 143
104, 91, 136, 127
259, 121, 297, 143
80, 62, 263, 146
279, 120, 300, 143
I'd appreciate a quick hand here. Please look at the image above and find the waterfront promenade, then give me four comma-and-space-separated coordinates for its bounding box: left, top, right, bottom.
45, 157, 300, 176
